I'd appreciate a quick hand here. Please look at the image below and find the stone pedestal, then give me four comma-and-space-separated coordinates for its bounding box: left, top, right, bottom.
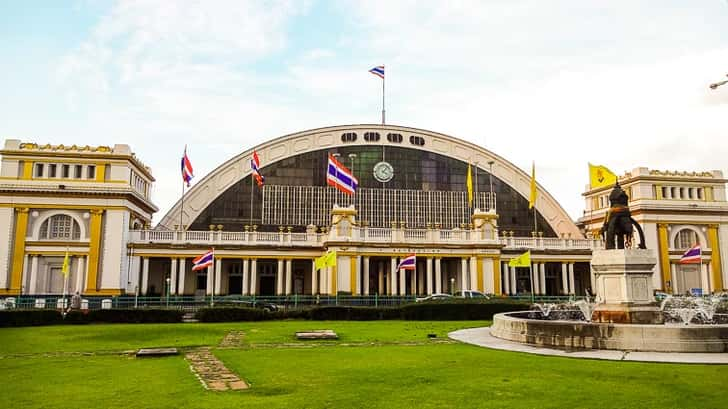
591, 249, 663, 324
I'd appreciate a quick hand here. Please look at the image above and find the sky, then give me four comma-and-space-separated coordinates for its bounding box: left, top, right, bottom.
2, 0, 728, 224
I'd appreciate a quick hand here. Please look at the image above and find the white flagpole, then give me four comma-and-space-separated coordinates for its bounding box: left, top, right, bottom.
250, 171, 254, 225
382, 66, 385, 125
210, 248, 215, 307
530, 263, 535, 303
181, 146, 186, 231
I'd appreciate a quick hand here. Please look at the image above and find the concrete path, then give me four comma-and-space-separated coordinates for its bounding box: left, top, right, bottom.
185, 347, 249, 391
449, 327, 728, 364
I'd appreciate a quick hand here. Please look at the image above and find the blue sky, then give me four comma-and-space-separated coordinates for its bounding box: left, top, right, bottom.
2, 0, 728, 223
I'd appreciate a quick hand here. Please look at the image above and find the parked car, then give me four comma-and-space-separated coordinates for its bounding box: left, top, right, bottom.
454, 290, 490, 299
415, 293, 454, 302
217, 298, 280, 312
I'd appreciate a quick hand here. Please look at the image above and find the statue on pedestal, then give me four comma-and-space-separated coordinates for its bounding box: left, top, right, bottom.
600, 182, 646, 250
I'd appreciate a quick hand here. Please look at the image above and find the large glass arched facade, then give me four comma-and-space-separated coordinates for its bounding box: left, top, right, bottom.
189, 146, 555, 237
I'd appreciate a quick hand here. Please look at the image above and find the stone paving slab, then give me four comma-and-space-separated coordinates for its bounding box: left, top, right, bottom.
185, 347, 249, 391
136, 348, 179, 357
449, 327, 728, 364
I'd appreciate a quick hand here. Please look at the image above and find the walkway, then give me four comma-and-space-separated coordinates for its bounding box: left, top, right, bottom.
449, 327, 728, 364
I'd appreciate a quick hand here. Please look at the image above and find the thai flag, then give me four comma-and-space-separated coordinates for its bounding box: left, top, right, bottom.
369, 65, 384, 79
251, 150, 264, 187
327, 154, 358, 195
192, 249, 214, 271
181, 147, 194, 187
679, 245, 701, 264
397, 254, 416, 270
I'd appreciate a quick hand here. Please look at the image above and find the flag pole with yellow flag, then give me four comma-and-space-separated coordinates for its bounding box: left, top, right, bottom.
466, 162, 473, 209
509, 250, 534, 302
61, 248, 70, 316
588, 163, 617, 189
529, 161, 537, 234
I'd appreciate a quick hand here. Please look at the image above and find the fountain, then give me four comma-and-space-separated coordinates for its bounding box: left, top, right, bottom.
489, 183, 728, 353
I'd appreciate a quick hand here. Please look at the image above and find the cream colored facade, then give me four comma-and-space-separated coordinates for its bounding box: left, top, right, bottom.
579, 167, 728, 294
4, 127, 726, 299
0, 140, 157, 296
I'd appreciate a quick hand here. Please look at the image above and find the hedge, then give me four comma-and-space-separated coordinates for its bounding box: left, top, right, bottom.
399, 302, 530, 320
0, 309, 63, 327
196, 307, 270, 322
0, 308, 183, 327
308, 306, 400, 321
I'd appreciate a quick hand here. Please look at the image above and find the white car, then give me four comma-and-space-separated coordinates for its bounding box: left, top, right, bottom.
415, 293, 454, 302
454, 290, 490, 299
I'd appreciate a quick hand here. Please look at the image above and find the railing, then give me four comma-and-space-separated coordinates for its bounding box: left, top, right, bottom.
0, 294, 592, 311
129, 229, 603, 250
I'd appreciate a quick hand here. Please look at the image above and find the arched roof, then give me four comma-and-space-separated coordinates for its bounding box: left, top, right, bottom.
158, 124, 582, 238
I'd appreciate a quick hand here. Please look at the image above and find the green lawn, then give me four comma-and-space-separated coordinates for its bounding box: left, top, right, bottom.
1, 321, 726, 408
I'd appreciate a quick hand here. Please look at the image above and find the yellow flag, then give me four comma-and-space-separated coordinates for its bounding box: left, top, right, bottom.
315, 254, 326, 271
528, 161, 537, 209
508, 251, 531, 268
466, 163, 473, 206
61, 251, 70, 277
588, 163, 617, 189
325, 250, 337, 267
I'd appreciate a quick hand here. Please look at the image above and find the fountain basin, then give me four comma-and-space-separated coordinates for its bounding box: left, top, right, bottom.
491, 311, 728, 353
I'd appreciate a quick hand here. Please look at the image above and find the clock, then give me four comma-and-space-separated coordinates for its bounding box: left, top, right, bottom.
373, 161, 394, 183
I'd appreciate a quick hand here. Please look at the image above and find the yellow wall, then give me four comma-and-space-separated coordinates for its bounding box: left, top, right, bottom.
85, 209, 104, 292
9, 208, 30, 291
707, 225, 724, 291
657, 224, 671, 292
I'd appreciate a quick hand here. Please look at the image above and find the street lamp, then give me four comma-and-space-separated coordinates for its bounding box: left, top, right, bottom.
709, 74, 728, 90
165, 277, 171, 307
487, 160, 495, 211
450, 277, 455, 295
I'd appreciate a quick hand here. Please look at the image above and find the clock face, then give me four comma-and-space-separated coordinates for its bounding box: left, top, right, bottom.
373, 161, 394, 183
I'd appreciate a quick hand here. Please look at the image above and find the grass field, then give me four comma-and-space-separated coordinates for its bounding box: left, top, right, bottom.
1, 320, 726, 408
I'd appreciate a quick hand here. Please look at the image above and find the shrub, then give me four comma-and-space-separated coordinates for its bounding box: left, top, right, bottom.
87, 309, 184, 323
308, 306, 399, 321
0, 309, 63, 327
399, 302, 530, 321
196, 307, 269, 322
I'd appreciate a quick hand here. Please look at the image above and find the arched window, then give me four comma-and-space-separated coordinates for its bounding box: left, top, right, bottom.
674, 228, 699, 249
39, 215, 81, 240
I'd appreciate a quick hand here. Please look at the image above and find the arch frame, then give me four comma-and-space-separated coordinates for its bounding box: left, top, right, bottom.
158, 124, 582, 238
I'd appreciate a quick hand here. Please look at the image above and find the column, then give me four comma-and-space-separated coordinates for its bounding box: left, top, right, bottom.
9, 208, 29, 292
670, 263, 678, 293
170, 258, 178, 295
250, 259, 258, 295
326, 265, 333, 295
141, 257, 149, 295
435, 258, 442, 293
469, 257, 477, 291
352, 256, 360, 295
277, 259, 284, 295
378, 261, 384, 295
178, 258, 186, 296
285, 259, 293, 295
707, 225, 724, 292
568, 263, 575, 295
657, 223, 671, 292
390, 258, 398, 295
399, 263, 407, 296
409, 268, 416, 295
460, 258, 468, 291
310, 259, 318, 295
531, 263, 538, 295
539, 263, 546, 295
85, 209, 104, 292
28, 255, 39, 294
242, 258, 249, 295
426, 258, 433, 295
75, 256, 86, 294
561, 263, 568, 295
509, 265, 517, 295
214, 258, 223, 296
206, 264, 213, 295
503, 262, 510, 295
363, 256, 370, 296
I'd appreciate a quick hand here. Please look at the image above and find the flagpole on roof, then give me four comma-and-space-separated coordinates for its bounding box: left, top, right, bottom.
181, 146, 186, 232
382, 65, 385, 125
